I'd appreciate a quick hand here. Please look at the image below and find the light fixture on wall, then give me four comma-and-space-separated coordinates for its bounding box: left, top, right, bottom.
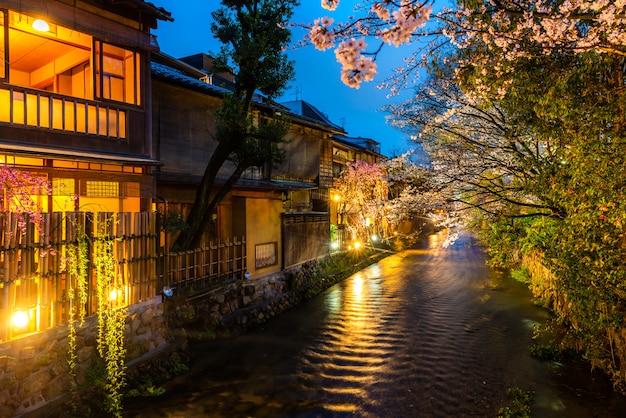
12, 310, 29, 328
32, 19, 50, 32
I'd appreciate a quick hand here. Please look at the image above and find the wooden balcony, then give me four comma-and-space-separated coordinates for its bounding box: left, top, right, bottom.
0, 84, 128, 140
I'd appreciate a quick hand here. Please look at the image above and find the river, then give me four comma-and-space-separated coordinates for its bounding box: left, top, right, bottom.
123, 231, 626, 417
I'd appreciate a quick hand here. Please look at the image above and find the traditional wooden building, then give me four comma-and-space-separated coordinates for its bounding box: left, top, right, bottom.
151, 53, 348, 277
0, 0, 172, 213
281, 100, 386, 239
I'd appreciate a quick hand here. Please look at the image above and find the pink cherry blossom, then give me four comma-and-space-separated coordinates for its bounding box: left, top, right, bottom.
321, 0, 339, 11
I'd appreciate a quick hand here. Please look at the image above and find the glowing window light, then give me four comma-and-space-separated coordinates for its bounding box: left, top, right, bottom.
331, 241, 339, 250
12, 310, 29, 328
32, 19, 50, 32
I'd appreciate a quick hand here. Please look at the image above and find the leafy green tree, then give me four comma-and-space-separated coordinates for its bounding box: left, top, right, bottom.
434, 7, 626, 386
174, 0, 299, 250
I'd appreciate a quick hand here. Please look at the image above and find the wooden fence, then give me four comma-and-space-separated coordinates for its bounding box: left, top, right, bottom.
166, 237, 247, 291
0, 211, 247, 342
282, 213, 330, 268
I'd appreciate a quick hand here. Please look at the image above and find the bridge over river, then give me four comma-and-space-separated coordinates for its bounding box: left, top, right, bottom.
124, 231, 626, 417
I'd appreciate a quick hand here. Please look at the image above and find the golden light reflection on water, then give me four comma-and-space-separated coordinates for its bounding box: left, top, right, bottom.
306, 262, 398, 411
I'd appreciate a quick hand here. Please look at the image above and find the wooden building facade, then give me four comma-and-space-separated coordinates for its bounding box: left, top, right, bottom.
0, 0, 172, 213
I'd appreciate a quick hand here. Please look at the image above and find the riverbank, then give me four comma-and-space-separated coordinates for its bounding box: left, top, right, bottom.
126, 248, 394, 395
23, 248, 393, 417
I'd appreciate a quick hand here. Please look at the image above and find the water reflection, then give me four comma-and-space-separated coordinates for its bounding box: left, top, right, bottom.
123, 231, 626, 417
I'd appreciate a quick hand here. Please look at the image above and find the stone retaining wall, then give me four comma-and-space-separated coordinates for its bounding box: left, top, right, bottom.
0, 252, 388, 417
0, 296, 168, 418
164, 255, 386, 339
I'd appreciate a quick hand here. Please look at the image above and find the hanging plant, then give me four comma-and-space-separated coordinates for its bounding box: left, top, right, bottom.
64, 215, 128, 417
93, 215, 127, 417
65, 224, 89, 414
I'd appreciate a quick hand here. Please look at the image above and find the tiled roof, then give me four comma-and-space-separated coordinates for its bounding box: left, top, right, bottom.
333, 134, 383, 155
281, 100, 344, 132
152, 61, 344, 133
151, 61, 231, 96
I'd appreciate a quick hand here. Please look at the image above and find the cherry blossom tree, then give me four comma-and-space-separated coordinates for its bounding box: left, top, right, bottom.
304, 0, 626, 92
335, 160, 388, 243
0, 165, 51, 235
335, 154, 440, 246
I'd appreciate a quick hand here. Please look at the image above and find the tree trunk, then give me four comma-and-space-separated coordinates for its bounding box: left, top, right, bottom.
173, 140, 238, 250
189, 163, 248, 249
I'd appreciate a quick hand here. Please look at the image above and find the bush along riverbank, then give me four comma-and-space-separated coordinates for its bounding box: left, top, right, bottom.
473, 215, 626, 394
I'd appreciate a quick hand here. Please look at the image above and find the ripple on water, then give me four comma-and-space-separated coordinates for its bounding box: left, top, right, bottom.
121, 232, 626, 418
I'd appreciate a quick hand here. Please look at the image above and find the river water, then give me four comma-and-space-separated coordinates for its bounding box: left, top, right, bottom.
124, 231, 626, 417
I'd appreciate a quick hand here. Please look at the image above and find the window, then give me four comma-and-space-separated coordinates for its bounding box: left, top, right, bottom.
332, 162, 343, 178
0, 11, 137, 139
255, 242, 277, 269
85, 181, 119, 197
6, 11, 92, 95
95, 41, 141, 106
0, 10, 6, 80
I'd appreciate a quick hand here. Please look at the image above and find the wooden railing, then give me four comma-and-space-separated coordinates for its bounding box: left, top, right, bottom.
0, 85, 127, 139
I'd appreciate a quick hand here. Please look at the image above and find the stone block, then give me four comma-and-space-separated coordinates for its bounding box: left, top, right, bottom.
77, 345, 96, 364
19, 369, 51, 398
19, 346, 36, 361
42, 373, 71, 401
141, 308, 155, 324
4, 357, 17, 373
15, 360, 34, 380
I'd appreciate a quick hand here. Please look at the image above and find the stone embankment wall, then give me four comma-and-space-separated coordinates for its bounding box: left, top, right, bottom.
0, 253, 386, 417
164, 258, 350, 338
0, 296, 167, 418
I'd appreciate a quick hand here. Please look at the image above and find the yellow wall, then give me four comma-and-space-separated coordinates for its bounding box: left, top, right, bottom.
245, 196, 283, 277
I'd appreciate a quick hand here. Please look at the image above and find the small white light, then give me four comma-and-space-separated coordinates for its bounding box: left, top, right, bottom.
12, 310, 29, 328
331, 241, 339, 250
371, 234, 379, 242
32, 19, 50, 32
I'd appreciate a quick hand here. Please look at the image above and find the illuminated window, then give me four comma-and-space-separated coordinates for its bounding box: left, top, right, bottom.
52, 178, 75, 212
6, 11, 92, 95
52, 160, 78, 169
14, 156, 43, 166
255, 242, 277, 269
95, 41, 141, 106
0, 11, 6, 80
86, 181, 119, 197
53, 178, 75, 195
0, 11, 134, 139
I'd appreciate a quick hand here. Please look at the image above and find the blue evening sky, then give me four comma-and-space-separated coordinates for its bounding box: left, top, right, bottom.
153, 1, 417, 157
